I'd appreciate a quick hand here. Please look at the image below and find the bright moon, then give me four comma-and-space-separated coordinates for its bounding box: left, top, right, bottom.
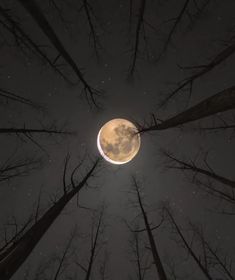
97, 118, 141, 164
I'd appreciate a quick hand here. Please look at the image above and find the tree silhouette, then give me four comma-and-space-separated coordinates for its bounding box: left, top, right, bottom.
128, 226, 151, 280
188, 222, 234, 280
160, 42, 235, 107
162, 204, 214, 280
17, 0, 102, 108
0, 5, 73, 85
156, 0, 211, 62
82, 0, 103, 61
161, 149, 235, 207
0, 87, 44, 112
127, 177, 167, 280
75, 205, 106, 280
0, 156, 100, 280
128, 0, 146, 79
161, 149, 235, 189
0, 155, 41, 184
138, 86, 235, 132
156, 0, 191, 61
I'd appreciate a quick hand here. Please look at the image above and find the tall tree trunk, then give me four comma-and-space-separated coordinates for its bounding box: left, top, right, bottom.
157, 0, 190, 60
0, 159, 99, 280
0, 5, 72, 85
53, 228, 77, 280
133, 178, 167, 280
85, 209, 103, 280
133, 233, 143, 280
17, 0, 100, 107
189, 223, 234, 280
83, 0, 100, 61
128, 0, 146, 78
161, 43, 235, 107
163, 207, 213, 280
140, 86, 235, 132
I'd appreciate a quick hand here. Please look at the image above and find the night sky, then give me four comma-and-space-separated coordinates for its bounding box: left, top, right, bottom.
0, 0, 235, 279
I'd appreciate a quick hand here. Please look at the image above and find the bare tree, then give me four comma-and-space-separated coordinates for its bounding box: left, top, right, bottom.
156, 0, 211, 61
138, 86, 235, 133
0, 5, 73, 85
161, 149, 235, 206
0, 123, 73, 153
0, 156, 100, 280
197, 114, 235, 137
127, 0, 211, 77
128, 0, 146, 78
75, 204, 106, 280
161, 149, 235, 189
0, 87, 44, 112
188, 222, 234, 280
0, 126, 72, 136
0, 124, 73, 155
128, 226, 151, 280
30, 225, 78, 280
157, 0, 191, 61
127, 177, 168, 280
160, 42, 235, 107
52, 226, 77, 280
0, 214, 34, 258
0, 154, 42, 184
0, 188, 44, 253
82, 0, 103, 61
16, 0, 102, 108
162, 204, 214, 280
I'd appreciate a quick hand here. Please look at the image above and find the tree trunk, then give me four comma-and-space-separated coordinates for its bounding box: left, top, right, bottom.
128, 0, 146, 78
161, 43, 235, 107
164, 207, 213, 280
0, 159, 99, 280
17, 0, 99, 107
85, 209, 103, 280
0, 5, 72, 85
134, 179, 167, 280
140, 86, 235, 132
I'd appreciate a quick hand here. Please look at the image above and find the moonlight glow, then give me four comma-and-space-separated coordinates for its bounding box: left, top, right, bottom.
97, 119, 141, 164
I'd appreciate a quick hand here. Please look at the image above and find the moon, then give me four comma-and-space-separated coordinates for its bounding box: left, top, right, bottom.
97, 118, 141, 164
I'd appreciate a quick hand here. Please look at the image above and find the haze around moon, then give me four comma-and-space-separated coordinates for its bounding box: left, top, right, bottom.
97, 119, 141, 164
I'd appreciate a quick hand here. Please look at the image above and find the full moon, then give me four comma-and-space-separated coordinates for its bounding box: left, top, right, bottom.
97, 118, 141, 164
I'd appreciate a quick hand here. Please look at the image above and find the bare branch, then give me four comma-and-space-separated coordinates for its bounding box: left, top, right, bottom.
160, 43, 235, 107
17, 0, 103, 108
139, 86, 235, 133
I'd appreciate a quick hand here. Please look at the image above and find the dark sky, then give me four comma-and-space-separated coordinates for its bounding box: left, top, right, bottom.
0, 0, 235, 279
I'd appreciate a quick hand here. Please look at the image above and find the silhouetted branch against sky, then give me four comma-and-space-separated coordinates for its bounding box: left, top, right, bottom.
0, 155, 42, 184
162, 205, 214, 280
17, 0, 103, 108
131, 177, 168, 280
160, 42, 235, 107
156, 0, 191, 62
0, 5, 75, 85
160, 148, 235, 189
0, 157, 100, 280
127, 0, 146, 79
138, 86, 235, 133
0, 87, 44, 112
